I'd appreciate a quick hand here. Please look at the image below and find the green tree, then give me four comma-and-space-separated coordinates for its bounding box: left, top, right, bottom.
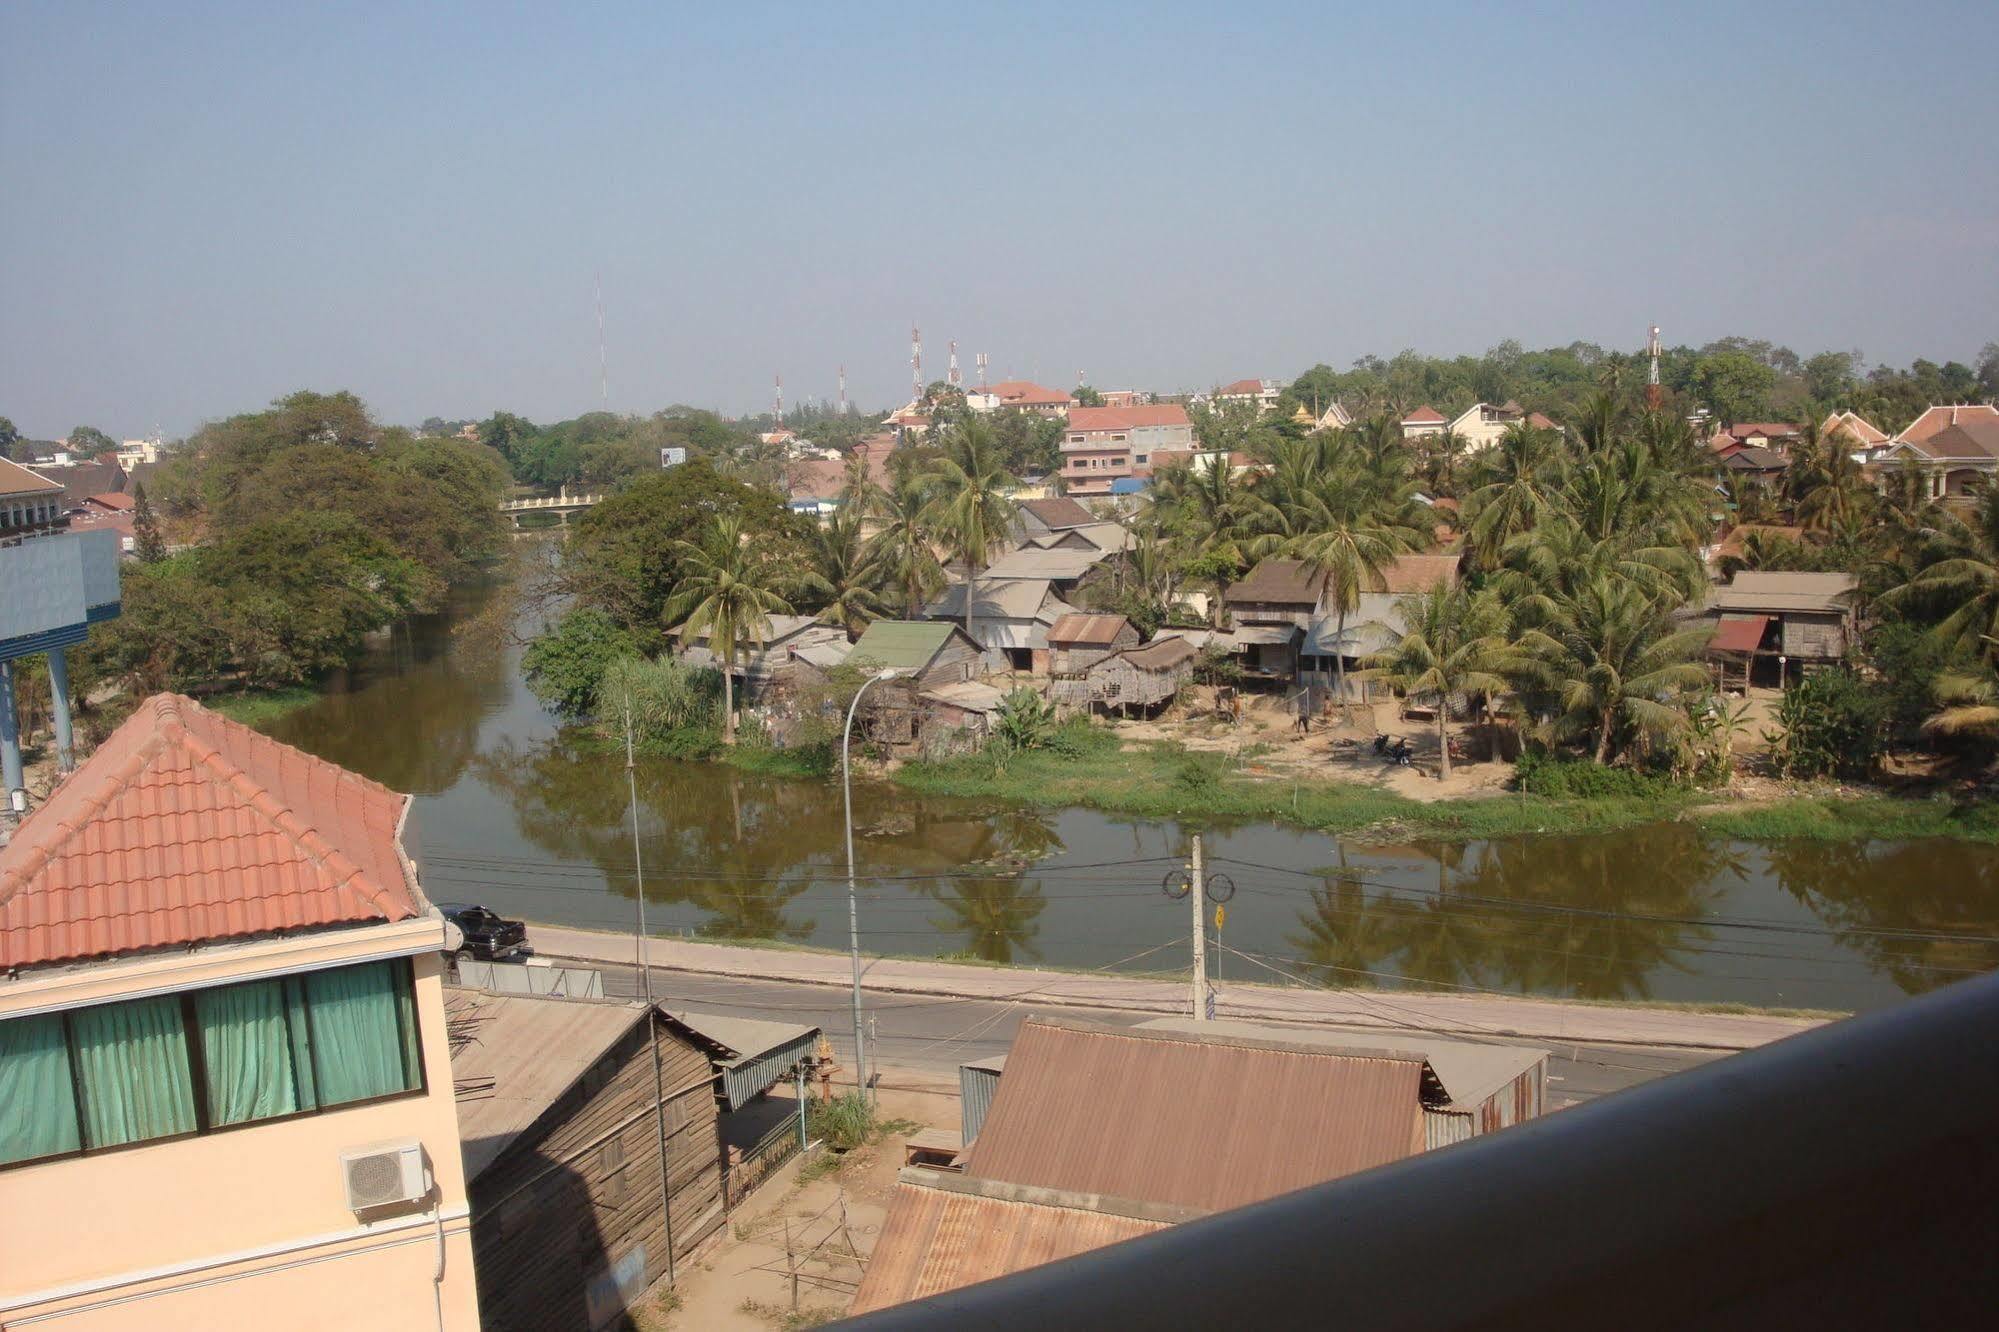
1290, 511, 1419, 710
1071, 385, 1106, 408
67, 425, 117, 456
1770, 669, 1884, 780
663, 513, 795, 742
866, 471, 946, 615
130, 482, 167, 563
1362, 585, 1510, 780
1691, 351, 1776, 426
921, 417, 1018, 640
477, 411, 539, 470
0, 416, 18, 460
800, 507, 887, 639
520, 608, 638, 719
1879, 488, 1999, 673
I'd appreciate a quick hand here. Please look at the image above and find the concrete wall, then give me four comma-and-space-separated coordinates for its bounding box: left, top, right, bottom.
0, 942, 479, 1331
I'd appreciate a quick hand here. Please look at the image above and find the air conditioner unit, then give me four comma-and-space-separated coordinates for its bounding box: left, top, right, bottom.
341, 1140, 430, 1212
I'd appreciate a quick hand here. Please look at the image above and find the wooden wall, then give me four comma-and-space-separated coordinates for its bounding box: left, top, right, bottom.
469, 1018, 724, 1330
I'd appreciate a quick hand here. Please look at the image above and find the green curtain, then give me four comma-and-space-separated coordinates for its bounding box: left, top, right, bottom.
305, 961, 415, 1106
70, 996, 197, 1149
196, 981, 302, 1126
284, 977, 319, 1111
0, 1013, 82, 1165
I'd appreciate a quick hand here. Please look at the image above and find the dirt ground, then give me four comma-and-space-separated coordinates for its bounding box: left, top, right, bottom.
641, 1083, 958, 1330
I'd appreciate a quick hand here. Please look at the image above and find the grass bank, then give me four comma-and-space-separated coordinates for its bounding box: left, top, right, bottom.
206, 685, 322, 726
894, 730, 1999, 844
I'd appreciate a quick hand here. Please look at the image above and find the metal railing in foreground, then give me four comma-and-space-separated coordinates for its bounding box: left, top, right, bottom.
839, 970, 1999, 1330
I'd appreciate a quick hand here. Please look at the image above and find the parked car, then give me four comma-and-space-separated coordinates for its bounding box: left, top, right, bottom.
440, 903, 529, 960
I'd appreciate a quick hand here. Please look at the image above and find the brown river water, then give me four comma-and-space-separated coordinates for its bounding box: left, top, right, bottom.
260, 582, 1999, 1014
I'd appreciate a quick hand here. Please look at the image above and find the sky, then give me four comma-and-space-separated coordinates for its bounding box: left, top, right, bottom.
3, 1, 1995, 440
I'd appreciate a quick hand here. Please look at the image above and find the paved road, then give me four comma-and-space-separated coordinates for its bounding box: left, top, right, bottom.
595, 963, 1722, 1109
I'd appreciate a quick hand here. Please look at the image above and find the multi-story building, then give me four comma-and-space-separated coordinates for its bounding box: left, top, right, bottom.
966, 381, 1073, 417
0, 693, 480, 1329
1060, 405, 1193, 497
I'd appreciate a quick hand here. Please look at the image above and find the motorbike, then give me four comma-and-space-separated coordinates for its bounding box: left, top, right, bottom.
1373, 734, 1414, 766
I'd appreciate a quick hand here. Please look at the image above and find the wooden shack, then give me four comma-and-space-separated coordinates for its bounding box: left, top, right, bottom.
1047, 613, 1140, 675
448, 990, 726, 1331
849, 620, 984, 687
1052, 636, 1196, 713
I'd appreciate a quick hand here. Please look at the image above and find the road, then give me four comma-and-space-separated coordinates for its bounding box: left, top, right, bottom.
595, 962, 1722, 1109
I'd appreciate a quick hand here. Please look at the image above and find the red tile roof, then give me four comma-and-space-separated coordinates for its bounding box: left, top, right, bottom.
1526, 411, 1559, 431
1219, 378, 1267, 396
1402, 406, 1446, 424
984, 380, 1072, 407
1066, 405, 1191, 434
964, 1018, 1427, 1212
1822, 411, 1888, 446
84, 491, 136, 511
1898, 406, 1999, 459
0, 694, 422, 970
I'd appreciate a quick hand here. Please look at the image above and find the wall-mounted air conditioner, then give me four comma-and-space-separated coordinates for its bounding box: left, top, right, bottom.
341, 1140, 430, 1213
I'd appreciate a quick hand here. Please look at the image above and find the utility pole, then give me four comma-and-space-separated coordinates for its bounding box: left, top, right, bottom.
624, 700, 676, 1284
1189, 834, 1209, 1020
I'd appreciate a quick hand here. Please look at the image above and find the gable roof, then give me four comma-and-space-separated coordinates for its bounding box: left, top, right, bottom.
1048, 613, 1131, 646
0, 456, 62, 498
1712, 571, 1857, 613
1378, 553, 1462, 594
447, 990, 652, 1179
1019, 496, 1095, 530
964, 1017, 1426, 1212
927, 578, 1070, 622
1219, 378, 1268, 396
1822, 410, 1888, 446
1401, 405, 1446, 425
851, 619, 976, 669
1526, 411, 1560, 431
51, 460, 128, 508
1066, 405, 1192, 433
0, 693, 423, 970
1900, 423, 1999, 462
981, 546, 1105, 582
850, 1169, 1187, 1315
983, 380, 1071, 407
1724, 446, 1791, 471
83, 491, 136, 512
1227, 558, 1328, 605
1112, 636, 1197, 671
1898, 404, 1999, 446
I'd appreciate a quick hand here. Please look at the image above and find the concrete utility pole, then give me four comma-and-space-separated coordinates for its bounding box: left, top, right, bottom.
843, 668, 902, 1102
1190, 834, 1209, 1021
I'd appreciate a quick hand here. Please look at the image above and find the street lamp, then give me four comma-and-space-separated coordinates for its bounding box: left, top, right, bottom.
843, 667, 902, 1101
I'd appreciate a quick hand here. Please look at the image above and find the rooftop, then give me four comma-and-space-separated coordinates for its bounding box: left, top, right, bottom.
926, 579, 1071, 622
1047, 613, 1131, 646
963, 1016, 1427, 1212
1401, 406, 1446, 425
1226, 558, 1328, 605
983, 380, 1072, 407
0, 456, 62, 498
1113, 636, 1197, 671
1712, 570, 1857, 614
850, 620, 975, 670
0, 693, 423, 971
980, 546, 1106, 582
1067, 405, 1193, 433
1218, 378, 1268, 397
1018, 496, 1096, 530
1377, 553, 1462, 594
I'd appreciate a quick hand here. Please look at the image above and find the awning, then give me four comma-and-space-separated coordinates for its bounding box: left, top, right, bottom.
665, 1010, 822, 1109
1232, 624, 1302, 647
1709, 614, 1772, 654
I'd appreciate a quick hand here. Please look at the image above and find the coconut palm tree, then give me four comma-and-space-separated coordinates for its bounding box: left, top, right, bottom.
1362, 584, 1511, 780
1786, 418, 1876, 535
866, 471, 946, 616
1509, 575, 1714, 765
1462, 419, 1563, 570
1150, 453, 1255, 627
922, 416, 1018, 641
800, 507, 887, 640
1288, 508, 1420, 709
1880, 487, 1999, 671
663, 513, 793, 743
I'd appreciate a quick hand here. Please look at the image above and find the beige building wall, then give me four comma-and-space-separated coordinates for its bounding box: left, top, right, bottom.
0, 949, 478, 1331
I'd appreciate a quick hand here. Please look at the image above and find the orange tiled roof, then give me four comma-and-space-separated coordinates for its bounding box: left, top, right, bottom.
0, 694, 422, 970
1401, 406, 1446, 424
1066, 405, 1191, 433
984, 380, 1071, 407
1219, 378, 1267, 396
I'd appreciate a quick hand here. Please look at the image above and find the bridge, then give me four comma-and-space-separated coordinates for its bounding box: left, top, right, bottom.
498, 489, 604, 528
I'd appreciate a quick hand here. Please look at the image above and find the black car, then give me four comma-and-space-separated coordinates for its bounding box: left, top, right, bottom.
440, 903, 529, 961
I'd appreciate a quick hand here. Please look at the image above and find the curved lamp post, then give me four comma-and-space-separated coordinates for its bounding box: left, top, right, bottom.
843, 667, 902, 1101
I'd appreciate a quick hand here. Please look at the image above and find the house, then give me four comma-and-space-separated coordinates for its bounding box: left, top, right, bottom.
1046, 613, 1139, 675
1440, 401, 1522, 452
852, 1016, 1546, 1313
0, 694, 480, 1329
1703, 570, 1859, 688
446, 991, 726, 1329
0, 456, 67, 539
1060, 405, 1194, 497
925, 580, 1079, 672
966, 381, 1072, 417
1821, 410, 1888, 451
977, 544, 1109, 596
1400, 405, 1448, 439
1303, 553, 1462, 687
1051, 635, 1198, 713
1720, 445, 1791, 487
1873, 404, 1999, 502
677, 614, 852, 694
1224, 558, 1332, 679
1013, 496, 1133, 554
848, 620, 984, 688
1720, 421, 1802, 451
1214, 378, 1282, 413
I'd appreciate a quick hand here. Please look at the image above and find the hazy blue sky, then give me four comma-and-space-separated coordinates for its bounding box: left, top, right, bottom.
4, 1, 1994, 438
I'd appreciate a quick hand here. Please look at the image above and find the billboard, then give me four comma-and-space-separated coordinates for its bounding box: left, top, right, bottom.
659, 447, 687, 468
0, 531, 123, 661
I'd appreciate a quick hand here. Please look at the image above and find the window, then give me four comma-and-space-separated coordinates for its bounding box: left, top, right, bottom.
0, 958, 424, 1169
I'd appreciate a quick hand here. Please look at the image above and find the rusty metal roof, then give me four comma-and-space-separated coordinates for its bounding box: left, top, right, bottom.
850, 1169, 1188, 1315
0, 693, 423, 970
1048, 613, 1130, 646
963, 1017, 1427, 1212
1226, 558, 1327, 606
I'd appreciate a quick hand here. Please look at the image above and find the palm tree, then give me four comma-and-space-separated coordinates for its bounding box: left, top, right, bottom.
1509, 575, 1713, 765
1362, 585, 1510, 780
801, 507, 887, 639
866, 470, 946, 616
922, 417, 1018, 641
663, 513, 793, 743
1880, 488, 1999, 671
1462, 419, 1562, 570
1289, 511, 1419, 709
1149, 453, 1255, 627
1787, 418, 1875, 534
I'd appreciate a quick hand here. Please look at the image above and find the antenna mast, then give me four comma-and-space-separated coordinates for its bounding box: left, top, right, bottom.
838, 364, 849, 415
595, 272, 609, 407
1646, 325, 1663, 411
911, 325, 923, 401
947, 340, 961, 388
774, 373, 783, 425
976, 352, 989, 390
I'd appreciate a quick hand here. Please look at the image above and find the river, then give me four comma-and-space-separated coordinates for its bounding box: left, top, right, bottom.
260, 581, 1999, 1014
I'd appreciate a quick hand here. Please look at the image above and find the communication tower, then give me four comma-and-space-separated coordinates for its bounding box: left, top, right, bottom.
773, 373, 783, 425
911, 325, 923, 400
838, 365, 849, 415
976, 352, 989, 389
1646, 325, 1663, 411
948, 340, 961, 388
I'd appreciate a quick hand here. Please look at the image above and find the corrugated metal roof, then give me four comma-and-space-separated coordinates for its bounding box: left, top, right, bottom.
446, 989, 650, 1179
1134, 1018, 1546, 1112
964, 1018, 1427, 1212
922, 681, 1007, 713
1713, 571, 1857, 613
665, 1009, 820, 1109
981, 547, 1105, 581
1019, 496, 1095, 530
851, 620, 967, 669
1379, 554, 1462, 594
1231, 623, 1301, 646
1226, 559, 1327, 605
1113, 637, 1196, 671
849, 1169, 1187, 1315
1709, 614, 1772, 654
926, 579, 1066, 621
0, 693, 422, 970
1048, 613, 1131, 646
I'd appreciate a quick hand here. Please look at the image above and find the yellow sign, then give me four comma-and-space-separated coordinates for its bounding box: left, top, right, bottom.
1214, 904, 1226, 929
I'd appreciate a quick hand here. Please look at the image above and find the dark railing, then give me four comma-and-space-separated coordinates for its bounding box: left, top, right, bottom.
840, 970, 1999, 1329
724, 1113, 805, 1216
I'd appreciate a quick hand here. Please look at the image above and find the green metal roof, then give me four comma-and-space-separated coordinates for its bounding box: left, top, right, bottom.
851, 619, 960, 669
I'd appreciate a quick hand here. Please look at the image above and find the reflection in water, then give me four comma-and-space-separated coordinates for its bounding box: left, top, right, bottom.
249, 574, 1999, 1012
